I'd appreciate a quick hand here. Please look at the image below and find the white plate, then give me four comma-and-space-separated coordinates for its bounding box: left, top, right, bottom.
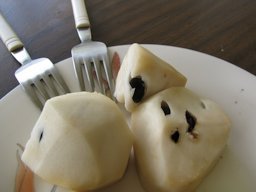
0, 45, 256, 192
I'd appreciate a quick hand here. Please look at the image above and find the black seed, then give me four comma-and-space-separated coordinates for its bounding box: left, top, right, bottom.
185, 110, 197, 133
129, 76, 145, 103
39, 130, 44, 142
171, 130, 180, 143
161, 100, 171, 115
200, 101, 206, 109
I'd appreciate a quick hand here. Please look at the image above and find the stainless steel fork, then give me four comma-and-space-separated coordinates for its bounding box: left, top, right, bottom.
0, 12, 70, 109
71, 0, 114, 97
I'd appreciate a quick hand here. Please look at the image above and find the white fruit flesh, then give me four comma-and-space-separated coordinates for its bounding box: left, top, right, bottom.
114, 43, 187, 112
22, 92, 133, 191
131, 87, 230, 192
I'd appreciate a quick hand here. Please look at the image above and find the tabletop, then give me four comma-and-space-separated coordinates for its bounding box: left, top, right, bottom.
0, 0, 255, 99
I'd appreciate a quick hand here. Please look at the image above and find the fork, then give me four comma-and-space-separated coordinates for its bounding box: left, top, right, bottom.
71, 0, 114, 97
0, 12, 70, 109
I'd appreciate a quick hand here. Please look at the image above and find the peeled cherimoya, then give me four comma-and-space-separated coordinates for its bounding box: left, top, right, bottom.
131, 87, 230, 192
21, 92, 133, 191
114, 43, 187, 112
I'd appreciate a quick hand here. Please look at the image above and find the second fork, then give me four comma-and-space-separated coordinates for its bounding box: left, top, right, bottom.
71, 0, 114, 97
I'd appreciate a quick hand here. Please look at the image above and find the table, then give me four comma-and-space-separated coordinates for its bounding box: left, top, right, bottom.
0, 0, 255, 99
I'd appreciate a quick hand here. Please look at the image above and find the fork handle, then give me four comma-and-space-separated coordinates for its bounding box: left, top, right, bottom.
0, 13, 24, 52
71, 0, 90, 29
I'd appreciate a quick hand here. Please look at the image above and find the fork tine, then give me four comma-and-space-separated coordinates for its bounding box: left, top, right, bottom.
83, 58, 94, 92
102, 55, 114, 94
42, 73, 59, 96
22, 83, 44, 109
48, 68, 70, 94
93, 58, 104, 93
32, 78, 51, 101
73, 57, 86, 91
